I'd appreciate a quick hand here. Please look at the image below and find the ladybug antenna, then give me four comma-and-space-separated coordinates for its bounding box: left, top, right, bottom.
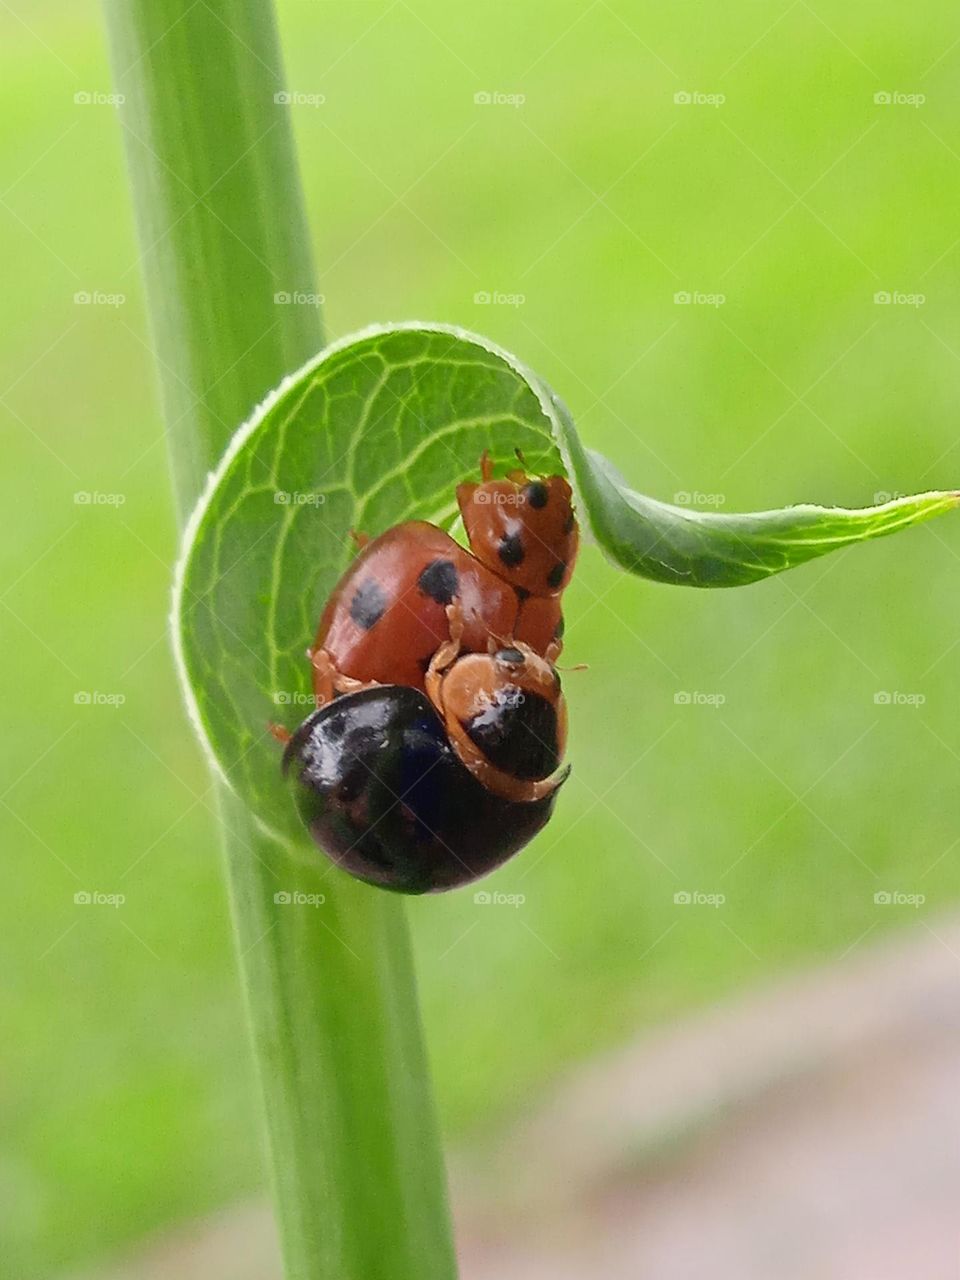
555, 662, 589, 673
514, 445, 549, 482
486, 631, 513, 654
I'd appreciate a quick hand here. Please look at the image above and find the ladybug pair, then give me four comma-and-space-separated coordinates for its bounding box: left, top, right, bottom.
283, 453, 578, 893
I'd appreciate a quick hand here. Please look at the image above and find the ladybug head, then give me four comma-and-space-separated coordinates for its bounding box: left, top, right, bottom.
427, 641, 568, 803
456, 465, 579, 597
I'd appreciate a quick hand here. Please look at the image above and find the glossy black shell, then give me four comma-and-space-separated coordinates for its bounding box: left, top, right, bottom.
283, 686, 565, 893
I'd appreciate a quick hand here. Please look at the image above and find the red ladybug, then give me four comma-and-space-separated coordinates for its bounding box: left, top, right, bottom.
310, 452, 579, 707
457, 454, 577, 597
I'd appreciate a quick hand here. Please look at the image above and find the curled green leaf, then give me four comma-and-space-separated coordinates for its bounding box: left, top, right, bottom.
565, 435, 959, 588
172, 322, 957, 831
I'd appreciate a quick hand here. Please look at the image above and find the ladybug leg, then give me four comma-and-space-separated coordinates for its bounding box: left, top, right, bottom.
545, 638, 562, 664
427, 598, 465, 674
424, 664, 443, 716
424, 599, 465, 712
268, 722, 292, 745
348, 528, 370, 551
308, 646, 380, 708
308, 647, 338, 708
479, 448, 495, 482
339, 672, 381, 692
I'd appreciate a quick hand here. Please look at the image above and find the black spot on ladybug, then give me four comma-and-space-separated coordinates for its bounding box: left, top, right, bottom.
514, 585, 531, 603
349, 579, 388, 630
498, 532, 525, 568
418, 558, 459, 605
546, 561, 567, 590
525, 481, 549, 509
462, 688, 560, 781
563, 511, 576, 535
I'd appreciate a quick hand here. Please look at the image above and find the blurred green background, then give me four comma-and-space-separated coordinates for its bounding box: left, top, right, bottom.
4, 1, 960, 1275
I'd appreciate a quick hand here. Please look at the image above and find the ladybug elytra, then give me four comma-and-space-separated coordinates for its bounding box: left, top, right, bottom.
456, 454, 578, 597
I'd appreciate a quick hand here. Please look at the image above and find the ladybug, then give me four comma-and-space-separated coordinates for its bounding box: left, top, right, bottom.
283, 678, 569, 893
309, 452, 578, 706
424, 638, 567, 803
457, 453, 577, 597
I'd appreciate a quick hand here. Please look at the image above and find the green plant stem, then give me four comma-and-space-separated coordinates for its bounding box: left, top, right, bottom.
103, 3, 457, 1276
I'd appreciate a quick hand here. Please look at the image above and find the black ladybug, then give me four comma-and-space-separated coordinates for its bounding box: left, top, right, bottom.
283, 685, 567, 894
